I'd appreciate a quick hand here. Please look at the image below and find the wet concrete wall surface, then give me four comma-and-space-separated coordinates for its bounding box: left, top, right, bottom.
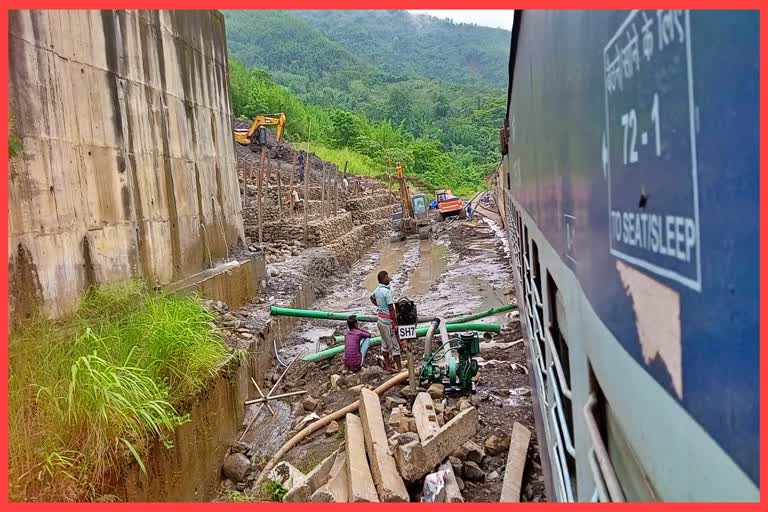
8, 10, 243, 323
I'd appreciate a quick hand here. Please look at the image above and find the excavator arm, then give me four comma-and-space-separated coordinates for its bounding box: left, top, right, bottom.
396, 162, 414, 219
234, 112, 286, 146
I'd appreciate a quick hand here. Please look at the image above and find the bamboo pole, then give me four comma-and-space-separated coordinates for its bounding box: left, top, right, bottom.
289, 152, 296, 218
244, 389, 307, 405
303, 121, 311, 245
268, 350, 304, 398
276, 161, 283, 218
320, 163, 326, 220
251, 377, 275, 416
248, 160, 256, 208
258, 148, 265, 245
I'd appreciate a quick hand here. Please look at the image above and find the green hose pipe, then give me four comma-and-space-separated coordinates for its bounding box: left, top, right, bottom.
303, 322, 501, 362
270, 304, 515, 326
270, 305, 379, 323
447, 304, 516, 324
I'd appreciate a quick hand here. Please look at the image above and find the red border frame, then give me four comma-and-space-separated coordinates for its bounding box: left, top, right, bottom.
0, 2, 764, 508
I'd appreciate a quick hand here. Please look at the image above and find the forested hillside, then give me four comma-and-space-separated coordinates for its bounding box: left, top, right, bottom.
295, 10, 510, 88
223, 10, 510, 195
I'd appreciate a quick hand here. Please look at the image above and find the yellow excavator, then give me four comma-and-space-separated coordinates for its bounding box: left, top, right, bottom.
391, 162, 431, 240
233, 112, 286, 150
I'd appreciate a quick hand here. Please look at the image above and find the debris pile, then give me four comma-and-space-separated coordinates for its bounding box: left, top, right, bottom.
254, 381, 534, 503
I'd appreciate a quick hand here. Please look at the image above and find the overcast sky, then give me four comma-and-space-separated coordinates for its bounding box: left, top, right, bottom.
408, 10, 514, 30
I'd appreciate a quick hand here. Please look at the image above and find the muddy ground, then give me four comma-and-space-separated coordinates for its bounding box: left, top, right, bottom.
221, 210, 546, 502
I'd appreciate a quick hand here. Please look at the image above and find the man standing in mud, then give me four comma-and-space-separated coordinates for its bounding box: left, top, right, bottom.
370, 270, 406, 374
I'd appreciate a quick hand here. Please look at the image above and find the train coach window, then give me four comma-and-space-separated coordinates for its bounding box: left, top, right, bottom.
531, 240, 545, 351
587, 366, 657, 502
547, 272, 575, 482
532, 240, 542, 298
522, 225, 530, 299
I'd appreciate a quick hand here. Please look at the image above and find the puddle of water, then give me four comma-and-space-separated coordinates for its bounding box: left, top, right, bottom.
363, 239, 407, 291
404, 241, 449, 296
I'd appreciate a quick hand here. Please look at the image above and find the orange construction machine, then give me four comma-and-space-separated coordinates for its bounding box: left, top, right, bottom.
435, 189, 466, 221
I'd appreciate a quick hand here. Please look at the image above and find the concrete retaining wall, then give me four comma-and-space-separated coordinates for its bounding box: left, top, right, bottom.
8, 10, 243, 324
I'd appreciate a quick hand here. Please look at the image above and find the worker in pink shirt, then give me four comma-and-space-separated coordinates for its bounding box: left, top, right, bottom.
343, 315, 372, 372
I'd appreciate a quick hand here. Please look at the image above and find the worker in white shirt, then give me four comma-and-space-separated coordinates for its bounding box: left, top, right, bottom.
291, 187, 302, 212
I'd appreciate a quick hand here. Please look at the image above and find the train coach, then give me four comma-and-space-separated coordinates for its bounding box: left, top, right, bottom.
497, 10, 759, 501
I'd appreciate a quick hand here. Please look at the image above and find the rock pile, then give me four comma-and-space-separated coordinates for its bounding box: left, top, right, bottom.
259, 384, 507, 503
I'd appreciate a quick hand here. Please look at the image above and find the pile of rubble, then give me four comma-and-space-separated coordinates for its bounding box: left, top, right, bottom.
258, 382, 531, 503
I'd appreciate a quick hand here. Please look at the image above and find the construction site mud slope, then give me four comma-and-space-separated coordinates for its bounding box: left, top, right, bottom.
215, 210, 545, 503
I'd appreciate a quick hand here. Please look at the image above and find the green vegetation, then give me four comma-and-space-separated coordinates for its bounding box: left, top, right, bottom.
263, 480, 288, 502
224, 10, 509, 197
297, 10, 510, 88
8, 281, 233, 501
219, 489, 260, 502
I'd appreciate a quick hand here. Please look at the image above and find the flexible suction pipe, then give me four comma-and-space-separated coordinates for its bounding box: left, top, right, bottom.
250, 370, 409, 493
424, 318, 440, 358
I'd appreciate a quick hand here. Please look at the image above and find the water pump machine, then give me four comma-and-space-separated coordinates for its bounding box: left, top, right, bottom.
421, 328, 480, 393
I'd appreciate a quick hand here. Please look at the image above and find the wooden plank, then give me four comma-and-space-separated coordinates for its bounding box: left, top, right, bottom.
500, 422, 531, 502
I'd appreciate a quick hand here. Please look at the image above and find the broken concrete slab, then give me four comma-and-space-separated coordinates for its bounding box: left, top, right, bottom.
311, 451, 348, 502
344, 413, 380, 502
412, 392, 440, 443
438, 462, 464, 503
358, 388, 409, 502
284, 449, 339, 502
500, 422, 531, 503
396, 406, 478, 481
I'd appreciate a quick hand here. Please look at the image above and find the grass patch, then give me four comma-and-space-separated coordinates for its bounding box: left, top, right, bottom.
8, 280, 232, 501
305, 142, 384, 178
219, 489, 260, 502
263, 480, 288, 502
